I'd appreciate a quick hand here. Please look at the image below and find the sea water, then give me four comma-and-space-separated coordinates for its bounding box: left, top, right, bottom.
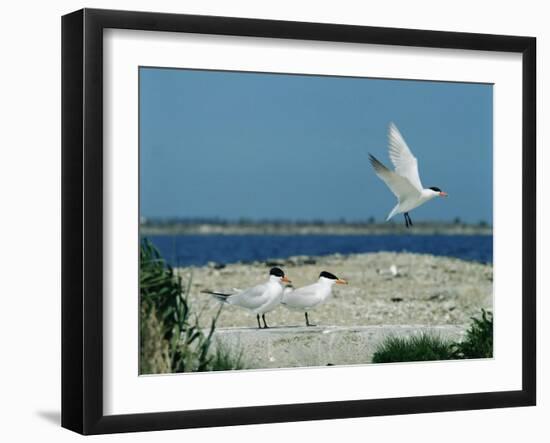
145, 234, 492, 267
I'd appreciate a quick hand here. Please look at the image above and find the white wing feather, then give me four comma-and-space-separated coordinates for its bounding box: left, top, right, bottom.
369, 154, 420, 201
227, 283, 270, 310
282, 283, 323, 309
388, 122, 423, 192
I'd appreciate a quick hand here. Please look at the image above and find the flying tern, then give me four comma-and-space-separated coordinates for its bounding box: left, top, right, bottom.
281, 271, 347, 327
202, 267, 291, 329
369, 122, 448, 228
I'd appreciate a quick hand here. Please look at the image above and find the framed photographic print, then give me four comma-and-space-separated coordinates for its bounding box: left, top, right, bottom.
61, 8, 536, 435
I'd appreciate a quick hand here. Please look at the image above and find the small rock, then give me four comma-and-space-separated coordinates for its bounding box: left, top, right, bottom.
286, 255, 316, 266
265, 260, 284, 267
428, 293, 448, 301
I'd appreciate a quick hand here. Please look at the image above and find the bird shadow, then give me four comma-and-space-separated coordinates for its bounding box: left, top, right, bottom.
36, 410, 61, 426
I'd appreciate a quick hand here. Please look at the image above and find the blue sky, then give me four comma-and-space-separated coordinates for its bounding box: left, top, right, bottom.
140, 67, 492, 223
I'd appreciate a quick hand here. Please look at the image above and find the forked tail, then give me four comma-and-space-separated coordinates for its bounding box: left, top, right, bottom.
386, 203, 400, 221
201, 290, 231, 303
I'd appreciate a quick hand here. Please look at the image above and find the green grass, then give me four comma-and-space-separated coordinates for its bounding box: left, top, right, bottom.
140, 238, 244, 373
209, 344, 245, 371
451, 309, 493, 359
372, 309, 493, 364
372, 333, 455, 363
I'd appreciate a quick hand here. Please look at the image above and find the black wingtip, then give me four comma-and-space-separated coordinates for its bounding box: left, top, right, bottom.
201, 290, 230, 297
368, 153, 386, 172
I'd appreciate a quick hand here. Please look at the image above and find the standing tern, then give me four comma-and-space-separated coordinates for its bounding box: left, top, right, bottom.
369, 122, 448, 228
202, 267, 291, 329
281, 271, 347, 327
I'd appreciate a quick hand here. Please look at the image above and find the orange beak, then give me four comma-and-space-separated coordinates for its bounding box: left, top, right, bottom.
439, 192, 448, 197
336, 279, 348, 285
281, 276, 291, 283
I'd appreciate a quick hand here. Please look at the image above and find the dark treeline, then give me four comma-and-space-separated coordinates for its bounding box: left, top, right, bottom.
141, 216, 490, 227
142, 216, 376, 226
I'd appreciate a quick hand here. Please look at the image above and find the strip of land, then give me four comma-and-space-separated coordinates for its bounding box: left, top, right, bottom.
178, 252, 493, 329
142, 221, 492, 236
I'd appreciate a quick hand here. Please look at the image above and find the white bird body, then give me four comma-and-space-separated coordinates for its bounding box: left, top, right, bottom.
203, 267, 291, 328
386, 188, 440, 220
282, 272, 347, 326
224, 277, 285, 315
369, 123, 447, 226
282, 278, 334, 311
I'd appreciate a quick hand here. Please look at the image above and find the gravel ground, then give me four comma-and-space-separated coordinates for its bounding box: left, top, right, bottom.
177, 252, 493, 329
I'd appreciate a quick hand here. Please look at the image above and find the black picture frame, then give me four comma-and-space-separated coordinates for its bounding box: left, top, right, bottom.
62, 8, 536, 435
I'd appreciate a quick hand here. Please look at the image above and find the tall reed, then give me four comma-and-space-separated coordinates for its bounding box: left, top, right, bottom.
140, 238, 223, 373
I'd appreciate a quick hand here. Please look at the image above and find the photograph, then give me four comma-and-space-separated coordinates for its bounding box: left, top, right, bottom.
138, 66, 494, 374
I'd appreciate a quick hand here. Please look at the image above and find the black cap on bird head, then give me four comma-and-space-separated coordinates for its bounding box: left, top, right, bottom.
429, 186, 448, 197
269, 267, 285, 277
319, 271, 338, 280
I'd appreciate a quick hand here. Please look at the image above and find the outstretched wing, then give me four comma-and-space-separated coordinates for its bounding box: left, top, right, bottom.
388, 122, 423, 192
369, 154, 420, 201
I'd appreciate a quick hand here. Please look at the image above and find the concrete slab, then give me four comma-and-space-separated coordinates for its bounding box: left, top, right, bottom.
210, 324, 467, 369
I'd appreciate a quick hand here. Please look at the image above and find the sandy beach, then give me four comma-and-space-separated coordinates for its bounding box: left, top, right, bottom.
177, 252, 493, 329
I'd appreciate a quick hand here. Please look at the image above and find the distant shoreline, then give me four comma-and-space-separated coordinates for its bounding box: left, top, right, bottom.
140, 222, 492, 236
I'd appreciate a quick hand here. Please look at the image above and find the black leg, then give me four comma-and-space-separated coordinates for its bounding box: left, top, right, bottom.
404, 212, 413, 228
262, 313, 269, 329
256, 314, 262, 329
305, 312, 316, 327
